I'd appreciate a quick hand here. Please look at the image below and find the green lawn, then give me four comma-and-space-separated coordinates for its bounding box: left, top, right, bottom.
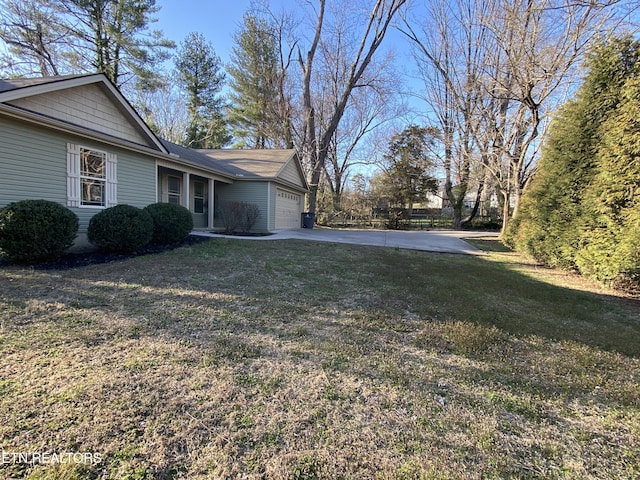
0, 237, 638, 479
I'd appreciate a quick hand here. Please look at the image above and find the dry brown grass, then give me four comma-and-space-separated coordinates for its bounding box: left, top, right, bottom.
0, 237, 638, 479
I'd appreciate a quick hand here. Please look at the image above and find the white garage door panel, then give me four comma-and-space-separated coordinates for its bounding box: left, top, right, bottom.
275, 189, 302, 229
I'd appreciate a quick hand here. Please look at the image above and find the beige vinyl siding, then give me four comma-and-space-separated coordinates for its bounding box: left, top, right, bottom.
215, 181, 269, 232
0, 116, 157, 232
279, 159, 305, 188
8, 84, 149, 146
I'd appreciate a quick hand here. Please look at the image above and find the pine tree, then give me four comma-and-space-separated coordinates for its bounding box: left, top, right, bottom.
175, 32, 229, 149
381, 125, 439, 214
0, 0, 174, 89
226, 13, 286, 148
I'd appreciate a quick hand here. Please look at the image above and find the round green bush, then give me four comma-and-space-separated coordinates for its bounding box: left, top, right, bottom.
0, 199, 79, 264
143, 202, 194, 245
88, 204, 153, 253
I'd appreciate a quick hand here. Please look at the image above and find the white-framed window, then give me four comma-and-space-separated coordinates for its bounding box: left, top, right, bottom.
80, 148, 106, 206
168, 175, 181, 205
193, 181, 205, 214
67, 143, 116, 208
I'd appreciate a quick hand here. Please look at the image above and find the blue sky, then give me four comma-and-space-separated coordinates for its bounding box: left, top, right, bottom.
152, 0, 425, 142
154, 1, 273, 64
153, 0, 416, 75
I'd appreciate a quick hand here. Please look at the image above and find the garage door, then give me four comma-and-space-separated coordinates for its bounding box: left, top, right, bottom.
275, 188, 302, 229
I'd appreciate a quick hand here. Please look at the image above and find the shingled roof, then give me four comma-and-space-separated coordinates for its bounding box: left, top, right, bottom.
197, 149, 298, 178
159, 139, 238, 178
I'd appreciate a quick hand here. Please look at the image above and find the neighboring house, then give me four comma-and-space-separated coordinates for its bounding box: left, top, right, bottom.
0, 73, 308, 240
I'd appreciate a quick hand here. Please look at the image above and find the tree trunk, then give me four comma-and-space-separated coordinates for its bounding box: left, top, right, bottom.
461, 178, 485, 228
303, 0, 407, 213
500, 188, 511, 238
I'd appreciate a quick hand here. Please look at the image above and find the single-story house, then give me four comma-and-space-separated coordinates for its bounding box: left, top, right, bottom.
0, 73, 308, 241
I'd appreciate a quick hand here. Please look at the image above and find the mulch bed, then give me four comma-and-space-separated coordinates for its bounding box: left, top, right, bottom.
0, 235, 213, 271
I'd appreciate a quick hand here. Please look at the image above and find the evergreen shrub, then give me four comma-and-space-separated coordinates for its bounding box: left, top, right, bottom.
509, 37, 640, 291
143, 202, 194, 245
0, 199, 79, 264
88, 204, 153, 253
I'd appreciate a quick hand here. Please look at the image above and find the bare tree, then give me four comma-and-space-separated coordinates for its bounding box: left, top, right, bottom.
400, 0, 496, 229
297, 0, 407, 214
322, 77, 405, 212
482, 0, 618, 234
132, 76, 190, 144
313, 5, 407, 212
401, 0, 626, 234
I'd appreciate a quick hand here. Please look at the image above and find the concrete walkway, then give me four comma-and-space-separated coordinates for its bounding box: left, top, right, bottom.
192, 228, 499, 255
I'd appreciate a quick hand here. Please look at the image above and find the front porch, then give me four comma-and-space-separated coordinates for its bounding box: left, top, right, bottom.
157, 165, 230, 230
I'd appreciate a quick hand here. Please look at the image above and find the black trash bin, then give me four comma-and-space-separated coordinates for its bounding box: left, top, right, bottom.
301, 212, 314, 229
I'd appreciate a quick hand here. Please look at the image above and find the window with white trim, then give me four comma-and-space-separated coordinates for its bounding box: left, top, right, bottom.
67, 143, 117, 208
167, 175, 181, 205
80, 148, 106, 206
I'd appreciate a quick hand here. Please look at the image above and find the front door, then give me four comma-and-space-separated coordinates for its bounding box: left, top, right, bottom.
191, 179, 208, 228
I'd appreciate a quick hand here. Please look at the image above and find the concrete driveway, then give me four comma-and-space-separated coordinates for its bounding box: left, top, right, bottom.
194, 228, 499, 255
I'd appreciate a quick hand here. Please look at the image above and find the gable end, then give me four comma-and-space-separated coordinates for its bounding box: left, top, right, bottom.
7, 83, 152, 147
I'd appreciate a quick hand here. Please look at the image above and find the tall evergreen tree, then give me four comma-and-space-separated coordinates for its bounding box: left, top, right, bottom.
175, 32, 229, 149
575, 75, 640, 287
0, 0, 63, 76
62, 0, 173, 88
227, 13, 286, 148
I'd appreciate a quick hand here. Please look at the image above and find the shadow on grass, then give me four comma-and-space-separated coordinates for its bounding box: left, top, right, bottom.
4, 237, 637, 358
354, 241, 640, 358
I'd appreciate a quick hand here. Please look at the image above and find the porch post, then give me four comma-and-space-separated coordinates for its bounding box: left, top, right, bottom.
183, 173, 190, 210
208, 180, 215, 229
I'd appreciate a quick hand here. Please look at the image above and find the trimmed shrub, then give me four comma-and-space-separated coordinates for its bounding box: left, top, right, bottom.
88, 204, 153, 253
143, 202, 194, 245
0, 199, 79, 264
